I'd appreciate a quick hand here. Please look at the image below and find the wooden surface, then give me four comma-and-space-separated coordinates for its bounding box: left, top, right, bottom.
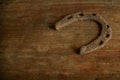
0, 0, 120, 80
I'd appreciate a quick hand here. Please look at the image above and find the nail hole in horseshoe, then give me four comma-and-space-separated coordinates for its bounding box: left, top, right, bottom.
99, 40, 104, 45
92, 13, 96, 16
79, 13, 84, 16
67, 16, 73, 19
106, 34, 110, 38
107, 25, 109, 28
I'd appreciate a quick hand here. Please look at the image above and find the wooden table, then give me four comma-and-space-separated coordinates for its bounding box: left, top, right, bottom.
0, 0, 120, 80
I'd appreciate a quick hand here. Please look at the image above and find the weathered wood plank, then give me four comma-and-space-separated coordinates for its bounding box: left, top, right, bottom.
0, 0, 120, 80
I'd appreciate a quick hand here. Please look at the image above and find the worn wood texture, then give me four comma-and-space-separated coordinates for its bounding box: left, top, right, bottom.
0, 0, 120, 80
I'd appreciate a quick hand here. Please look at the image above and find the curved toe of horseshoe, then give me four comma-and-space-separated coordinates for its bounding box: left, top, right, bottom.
55, 12, 112, 54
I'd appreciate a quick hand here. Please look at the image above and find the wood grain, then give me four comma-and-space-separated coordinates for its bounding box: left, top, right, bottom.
0, 0, 120, 80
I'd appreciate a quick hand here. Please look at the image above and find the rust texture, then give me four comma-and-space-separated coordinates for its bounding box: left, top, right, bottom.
0, 0, 120, 80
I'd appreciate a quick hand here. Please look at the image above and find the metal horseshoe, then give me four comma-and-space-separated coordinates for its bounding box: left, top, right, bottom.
55, 12, 112, 54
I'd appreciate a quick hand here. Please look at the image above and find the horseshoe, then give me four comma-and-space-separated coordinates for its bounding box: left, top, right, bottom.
55, 12, 112, 54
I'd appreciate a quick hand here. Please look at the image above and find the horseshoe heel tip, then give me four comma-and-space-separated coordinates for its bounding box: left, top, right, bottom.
55, 12, 112, 54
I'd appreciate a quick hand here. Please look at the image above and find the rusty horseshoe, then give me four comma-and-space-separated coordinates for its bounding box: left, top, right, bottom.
55, 12, 112, 54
